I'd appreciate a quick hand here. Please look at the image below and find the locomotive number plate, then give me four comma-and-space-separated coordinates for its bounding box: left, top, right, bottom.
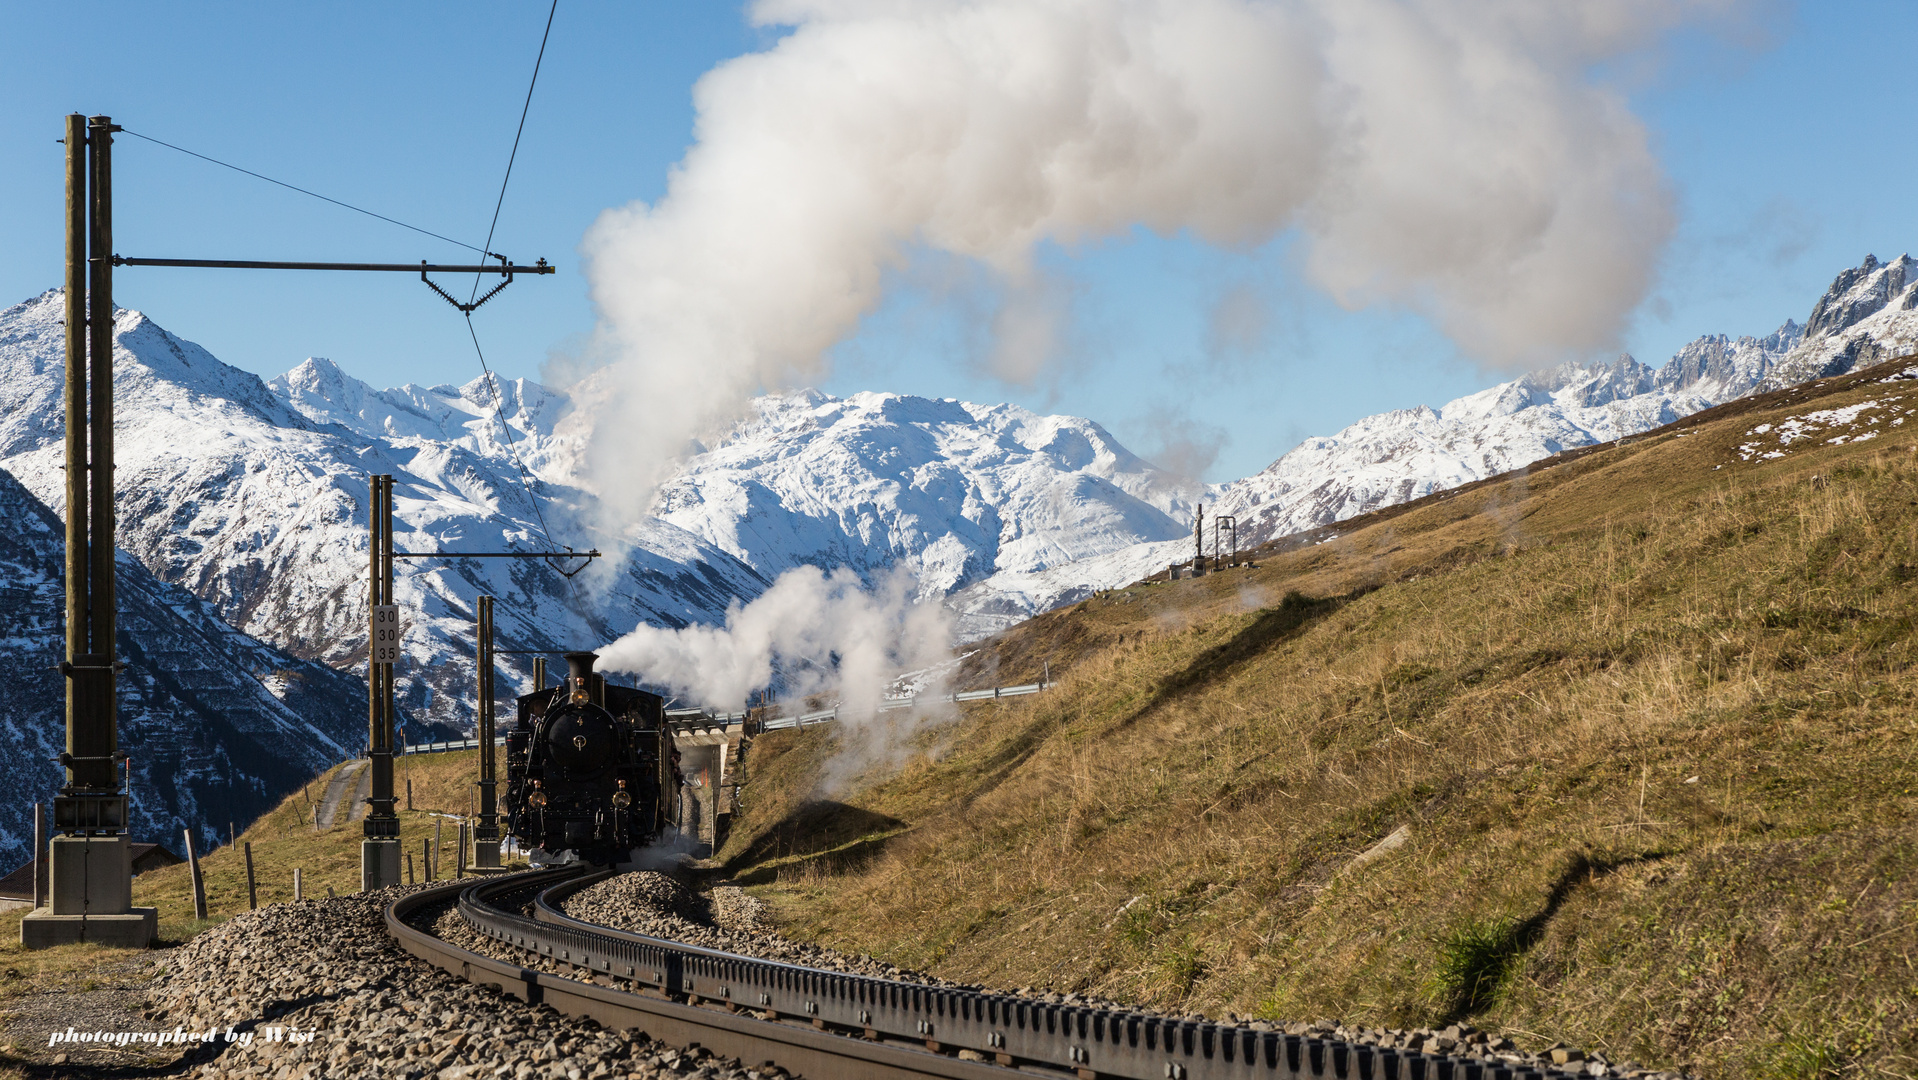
371, 605, 401, 664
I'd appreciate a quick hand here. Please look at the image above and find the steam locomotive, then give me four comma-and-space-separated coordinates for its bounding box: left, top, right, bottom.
503, 651, 679, 865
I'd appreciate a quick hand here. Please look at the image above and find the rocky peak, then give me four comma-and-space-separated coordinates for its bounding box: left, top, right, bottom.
1802, 254, 1917, 339
1521, 354, 1658, 409
1761, 256, 1918, 390
1654, 320, 1801, 396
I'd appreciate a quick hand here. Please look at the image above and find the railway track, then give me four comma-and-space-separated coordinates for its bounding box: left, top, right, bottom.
387, 869, 1583, 1080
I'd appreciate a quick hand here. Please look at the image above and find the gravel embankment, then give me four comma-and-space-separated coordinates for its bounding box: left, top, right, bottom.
561, 873, 1685, 1080
144, 885, 788, 1080
561, 873, 947, 985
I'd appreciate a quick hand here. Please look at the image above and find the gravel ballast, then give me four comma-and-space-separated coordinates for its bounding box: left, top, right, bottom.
561, 873, 946, 985
143, 885, 786, 1080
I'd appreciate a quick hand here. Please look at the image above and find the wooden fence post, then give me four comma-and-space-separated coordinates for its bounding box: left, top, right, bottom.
457, 822, 468, 879
183, 829, 208, 921
294, 868, 303, 902
423, 837, 433, 882
406, 776, 413, 812
433, 818, 443, 879
243, 842, 257, 910
406, 850, 415, 885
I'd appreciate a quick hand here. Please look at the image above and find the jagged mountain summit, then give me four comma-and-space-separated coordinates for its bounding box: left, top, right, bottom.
653, 389, 1196, 601
1761, 254, 1918, 389
1211, 254, 1918, 556
0, 463, 367, 867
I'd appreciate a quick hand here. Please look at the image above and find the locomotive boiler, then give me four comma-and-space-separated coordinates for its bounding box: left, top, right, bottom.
503, 651, 678, 865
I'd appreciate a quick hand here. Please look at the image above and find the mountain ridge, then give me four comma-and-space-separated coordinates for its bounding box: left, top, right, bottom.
0, 252, 1909, 723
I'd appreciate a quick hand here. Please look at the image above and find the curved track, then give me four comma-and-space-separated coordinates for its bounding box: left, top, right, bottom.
387, 870, 1577, 1080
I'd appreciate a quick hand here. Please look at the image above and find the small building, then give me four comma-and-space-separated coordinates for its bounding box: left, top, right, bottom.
0, 842, 185, 912
130, 843, 186, 875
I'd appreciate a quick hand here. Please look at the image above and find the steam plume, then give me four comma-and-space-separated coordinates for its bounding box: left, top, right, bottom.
580, 0, 1731, 521
596, 565, 951, 719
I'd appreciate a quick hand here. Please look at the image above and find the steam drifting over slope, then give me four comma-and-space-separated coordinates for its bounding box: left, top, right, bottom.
580, 0, 1728, 523
597, 565, 952, 719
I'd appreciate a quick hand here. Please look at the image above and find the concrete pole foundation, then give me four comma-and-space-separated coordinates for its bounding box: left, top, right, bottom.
361, 839, 401, 892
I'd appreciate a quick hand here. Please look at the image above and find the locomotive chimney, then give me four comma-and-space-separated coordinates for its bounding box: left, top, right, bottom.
563, 651, 599, 704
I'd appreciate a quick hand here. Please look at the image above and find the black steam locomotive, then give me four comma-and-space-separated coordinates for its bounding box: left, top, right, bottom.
503, 651, 679, 865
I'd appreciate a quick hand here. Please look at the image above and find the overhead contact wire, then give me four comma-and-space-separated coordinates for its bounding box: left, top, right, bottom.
455, 0, 590, 597
470, 0, 558, 305
117, 128, 488, 255
123, 7, 583, 593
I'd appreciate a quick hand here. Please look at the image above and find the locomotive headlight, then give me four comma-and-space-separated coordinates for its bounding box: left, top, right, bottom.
528, 789, 548, 808
611, 790, 632, 808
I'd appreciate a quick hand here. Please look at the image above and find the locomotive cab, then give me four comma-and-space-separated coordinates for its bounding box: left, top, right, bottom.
503, 651, 677, 865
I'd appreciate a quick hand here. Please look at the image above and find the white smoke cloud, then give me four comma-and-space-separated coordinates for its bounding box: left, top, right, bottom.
578, 0, 1736, 523
596, 565, 952, 721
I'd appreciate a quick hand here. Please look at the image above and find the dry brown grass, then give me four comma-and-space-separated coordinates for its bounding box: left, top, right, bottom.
722, 359, 1918, 1080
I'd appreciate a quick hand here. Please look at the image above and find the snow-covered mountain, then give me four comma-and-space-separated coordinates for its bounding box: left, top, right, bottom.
1761, 254, 1918, 389
653, 389, 1195, 601
1209, 254, 1918, 555
1209, 323, 1803, 549
0, 292, 1199, 722
0, 291, 775, 730
0, 462, 368, 865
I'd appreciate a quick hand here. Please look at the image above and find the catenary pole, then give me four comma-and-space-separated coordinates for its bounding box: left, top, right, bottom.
475, 596, 501, 868
25, 115, 151, 949
361, 475, 401, 888
62, 114, 87, 714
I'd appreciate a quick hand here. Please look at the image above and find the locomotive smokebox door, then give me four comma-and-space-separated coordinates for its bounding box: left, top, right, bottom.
547, 710, 614, 770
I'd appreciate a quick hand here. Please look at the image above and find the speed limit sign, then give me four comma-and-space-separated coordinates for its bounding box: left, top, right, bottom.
371, 605, 401, 665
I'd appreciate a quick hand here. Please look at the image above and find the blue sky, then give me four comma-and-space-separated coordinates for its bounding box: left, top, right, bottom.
1, 2, 1912, 483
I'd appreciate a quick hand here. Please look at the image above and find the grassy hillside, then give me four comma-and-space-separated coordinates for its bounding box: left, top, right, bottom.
721, 359, 1918, 1080
115, 748, 524, 928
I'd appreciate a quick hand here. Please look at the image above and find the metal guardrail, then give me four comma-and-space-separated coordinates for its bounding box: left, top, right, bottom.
401, 737, 485, 756
387, 869, 1577, 1080
399, 682, 1058, 754
389, 869, 1008, 1080
677, 681, 1052, 734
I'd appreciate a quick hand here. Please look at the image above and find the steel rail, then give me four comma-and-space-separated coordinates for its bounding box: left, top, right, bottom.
386, 869, 1577, 1080
387, 870, 1011, 1080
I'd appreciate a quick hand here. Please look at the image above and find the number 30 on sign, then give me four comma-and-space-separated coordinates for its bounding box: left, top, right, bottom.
371, 605, 401, 665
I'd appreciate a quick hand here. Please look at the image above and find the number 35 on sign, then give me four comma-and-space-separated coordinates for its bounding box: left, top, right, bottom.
371, 605, 401, 665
